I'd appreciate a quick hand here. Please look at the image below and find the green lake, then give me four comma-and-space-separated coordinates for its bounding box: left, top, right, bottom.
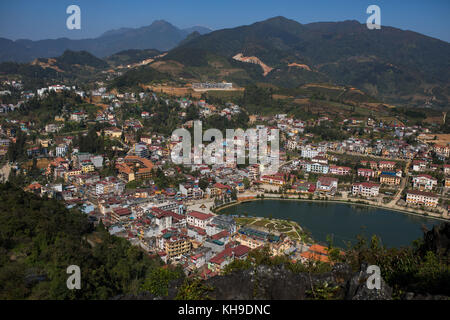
220, 200, 441, 248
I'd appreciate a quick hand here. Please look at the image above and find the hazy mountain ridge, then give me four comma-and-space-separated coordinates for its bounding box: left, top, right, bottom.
1, 16, 449, 107
0, 20, 212, 63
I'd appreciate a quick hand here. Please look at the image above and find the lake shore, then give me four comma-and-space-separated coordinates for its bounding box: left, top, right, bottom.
215, 195, 450, 223
216, 197, 442, 247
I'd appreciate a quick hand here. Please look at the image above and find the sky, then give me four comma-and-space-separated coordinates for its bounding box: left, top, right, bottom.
0, 0, 449, 42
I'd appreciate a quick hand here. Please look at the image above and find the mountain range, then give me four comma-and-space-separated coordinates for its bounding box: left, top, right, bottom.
158, 16, 449, 106
0, 20, 212, 63
1, 16, 449, 107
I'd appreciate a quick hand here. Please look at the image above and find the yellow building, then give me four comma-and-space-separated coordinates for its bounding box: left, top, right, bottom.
81, 162, 95, 173
39, 139, 50, 148
64, 170, 82, 182
406, 190, 439, 208
445, 177, 450, 188
163, 235, 192, 258
380, 174, 401, 185
234, 232, 265, 249
104, 127, 122, 138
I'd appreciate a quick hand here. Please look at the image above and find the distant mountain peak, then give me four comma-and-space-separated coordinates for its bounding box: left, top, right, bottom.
260, 16, 302, 25
151, 19, 172, 25
148, 19, 178, 29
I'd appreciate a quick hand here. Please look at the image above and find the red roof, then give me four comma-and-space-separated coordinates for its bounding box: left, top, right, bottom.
354, 182, 379, 188
407, 190, 438, 198
358, 168, 373, 172
211, 230, 229, 240
113, 207, 131, 216
213, 183, 231, 190
415, 174, 437, 181
233, 245, 250, 257
317, 176, 338, 186
188, 211, 213, 221
209, 247, 233, 265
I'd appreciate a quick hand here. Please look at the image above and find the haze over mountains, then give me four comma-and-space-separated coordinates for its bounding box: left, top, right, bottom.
0, 16, 448, 107
0, 20, 212, 63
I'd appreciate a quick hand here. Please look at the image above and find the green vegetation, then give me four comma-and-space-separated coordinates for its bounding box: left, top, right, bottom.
162, 16, 450, 107
54, 50, 109, 70
141, 266, 184, 296
6, 129, 27, 162
105, 49, 161, 67
0, 183, 172, 299
74, 127, 105, 154
109, 65, 172, 91
306, 121, 350, 141
13, 90, 83, 125
223, 246, 333, 276
175, 278, 213, 300
340, 234, 450, 298
0, 62, 59, 90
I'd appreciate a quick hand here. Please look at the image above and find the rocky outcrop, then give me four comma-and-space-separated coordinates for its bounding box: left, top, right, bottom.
203, 263, 392, 300
112, 263, 395, 300
421, 223, 450, 257
345, 263, 393, 300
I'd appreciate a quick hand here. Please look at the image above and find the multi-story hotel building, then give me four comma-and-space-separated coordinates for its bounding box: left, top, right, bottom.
352, 182, 380, 197
406, 190, 439, 208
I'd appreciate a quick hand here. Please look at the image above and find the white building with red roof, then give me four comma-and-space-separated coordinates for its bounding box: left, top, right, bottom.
208, 244, 250, 272
357, 168, 375, 178
412, 174, 438, 191
316, 176, 338, 193
187, 211, 214, 229
352, 182, 380, 197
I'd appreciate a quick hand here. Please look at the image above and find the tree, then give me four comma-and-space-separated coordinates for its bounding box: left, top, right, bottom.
231, 188, 237, 201
198, 177, 209, 191
141, 267, 183, 296
243, 177, 250, 189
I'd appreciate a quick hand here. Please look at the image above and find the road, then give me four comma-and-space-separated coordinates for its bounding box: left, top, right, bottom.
387, 158, 412, 206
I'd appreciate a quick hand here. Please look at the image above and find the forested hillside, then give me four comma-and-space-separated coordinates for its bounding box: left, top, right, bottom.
0, 183, 183, 299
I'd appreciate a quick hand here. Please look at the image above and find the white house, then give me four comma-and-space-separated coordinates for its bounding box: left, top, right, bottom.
352, 182, 380, 197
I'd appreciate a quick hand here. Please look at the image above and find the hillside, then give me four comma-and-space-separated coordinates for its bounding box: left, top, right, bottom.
0, 50, 110, 89
162, 16, 450, 107
105, 49, 162, 67
108, 65, 172, 90
36, 50, 110, 71
0, 183, 174, 299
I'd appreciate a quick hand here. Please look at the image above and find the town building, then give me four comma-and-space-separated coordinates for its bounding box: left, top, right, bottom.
412, 174, 438, 191
380, 172, 401, 185
187, 211, 214, 229
406, 190, 439, 208
352, 182, 380, 197
316, 177, 338, 193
